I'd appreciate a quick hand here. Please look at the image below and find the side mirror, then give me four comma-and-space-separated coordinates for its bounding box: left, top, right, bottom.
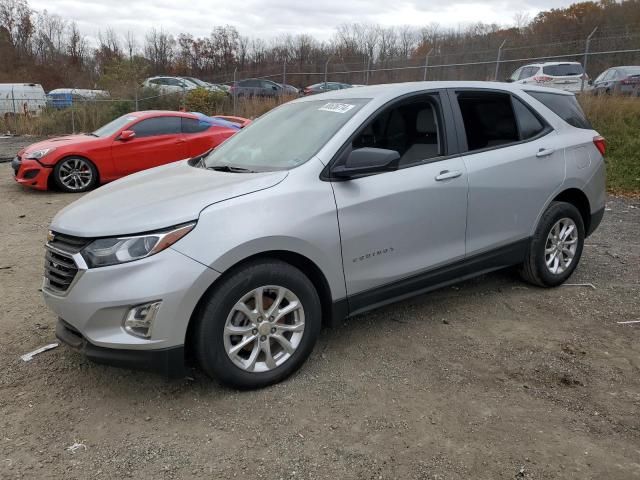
332, 147, 400, 179
588, 79, 593, 86
272, 85, 278, 91
119, 130, 135, 141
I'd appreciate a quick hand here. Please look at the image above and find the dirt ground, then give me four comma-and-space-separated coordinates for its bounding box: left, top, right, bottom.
0, 136, 639, 479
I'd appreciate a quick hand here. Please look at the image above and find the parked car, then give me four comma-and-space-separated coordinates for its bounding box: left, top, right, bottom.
508, 62, 588, 93
181, 77, 226, 94
591, 66, 640, 95
303, 82, 352, 95
142, 76, 198, 94
277, 83, 300, 95
0, 83, 46, 117
12, 111, 249, 192
47, 89, 110, 109
231, 78, 283, 97
45, 81, 605, 389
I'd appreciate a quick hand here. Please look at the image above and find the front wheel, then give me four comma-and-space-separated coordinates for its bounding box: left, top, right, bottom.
194, 259, 322, 389
53, 157, 98, 192
520, 201, 585, 287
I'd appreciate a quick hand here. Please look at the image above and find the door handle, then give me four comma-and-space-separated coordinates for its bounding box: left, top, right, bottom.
435, 170, 462, 181
536, 148, 555, 158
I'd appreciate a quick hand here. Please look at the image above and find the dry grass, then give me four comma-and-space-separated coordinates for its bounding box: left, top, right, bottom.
579, 95, 640, 195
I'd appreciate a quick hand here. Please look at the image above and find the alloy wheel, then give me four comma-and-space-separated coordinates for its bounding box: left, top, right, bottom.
223, 285, 305, 373
58, 158, 93, 191
544, 217, 578, 275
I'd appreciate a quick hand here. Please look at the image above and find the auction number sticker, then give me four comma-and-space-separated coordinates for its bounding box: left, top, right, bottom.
319, 103, 356, 113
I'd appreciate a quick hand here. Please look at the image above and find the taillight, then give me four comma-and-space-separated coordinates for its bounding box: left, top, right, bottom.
593, 135, 606, 156
533, 75, 552, 83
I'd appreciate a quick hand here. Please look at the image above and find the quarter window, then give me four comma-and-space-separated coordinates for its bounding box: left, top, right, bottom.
512, 97, 545, 139
182, 117, 210, 134
131, 117, 181, 137
526, 91, 592, 129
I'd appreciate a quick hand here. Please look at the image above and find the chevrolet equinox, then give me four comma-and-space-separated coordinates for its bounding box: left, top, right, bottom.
44, 81, 606, 389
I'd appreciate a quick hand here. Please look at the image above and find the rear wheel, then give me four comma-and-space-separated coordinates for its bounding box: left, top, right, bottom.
195, 259, 321, 389
520, 201, 585, 287
53, 157, 98, 192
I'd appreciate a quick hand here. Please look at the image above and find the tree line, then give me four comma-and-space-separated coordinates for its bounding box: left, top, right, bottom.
1, 0, 639, 93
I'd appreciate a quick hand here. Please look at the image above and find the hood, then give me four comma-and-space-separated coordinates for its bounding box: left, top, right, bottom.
51, 160, 288, 237
20, 134, 100, 156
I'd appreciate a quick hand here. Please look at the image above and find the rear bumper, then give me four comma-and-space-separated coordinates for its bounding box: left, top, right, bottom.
56, 318, 187, 378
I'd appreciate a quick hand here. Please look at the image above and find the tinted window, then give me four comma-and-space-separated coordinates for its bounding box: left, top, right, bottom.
526, 91, 592, 129
542, 64, 584, 76
204, 99, 368, 171
512, 98, 545, 139
620, 66, 640, 76
456, 92, 519, 151
132, 117, 181, 137
182, 117, 210, 134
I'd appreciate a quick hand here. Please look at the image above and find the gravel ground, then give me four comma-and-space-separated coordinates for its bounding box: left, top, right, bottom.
0, 135, 639, 479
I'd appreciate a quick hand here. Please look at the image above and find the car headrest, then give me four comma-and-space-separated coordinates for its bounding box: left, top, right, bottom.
417, 108, 436, 134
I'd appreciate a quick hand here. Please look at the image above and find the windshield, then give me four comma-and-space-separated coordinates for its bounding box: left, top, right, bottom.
620, 67, 640, 76
203, 98, 369, 171
92, 114, 138, 137
543, 64, 584, 76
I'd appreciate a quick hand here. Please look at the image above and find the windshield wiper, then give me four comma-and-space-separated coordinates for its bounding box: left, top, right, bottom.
207, 165, 257, 173
85, 132, 99, 137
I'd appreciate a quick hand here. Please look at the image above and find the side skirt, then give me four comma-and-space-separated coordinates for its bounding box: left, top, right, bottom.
340, 238, 530, 319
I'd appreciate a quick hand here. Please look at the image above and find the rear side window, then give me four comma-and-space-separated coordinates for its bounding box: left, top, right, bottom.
542, 64, 584, 76
512, 98, 545, 139
526, 91, 592, 129
182, 117, 210, 133
456, 92, 519, 151
132, 117, 181, 137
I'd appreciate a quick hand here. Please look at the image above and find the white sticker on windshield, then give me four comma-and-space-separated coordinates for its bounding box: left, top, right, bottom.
318, 103, 356, 114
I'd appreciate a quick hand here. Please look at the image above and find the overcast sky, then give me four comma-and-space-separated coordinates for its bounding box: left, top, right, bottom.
30, 0, 578, 45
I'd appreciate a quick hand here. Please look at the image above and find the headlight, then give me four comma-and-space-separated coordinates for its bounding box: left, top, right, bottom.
25, 148, 56, 159
81, 222, 195, 268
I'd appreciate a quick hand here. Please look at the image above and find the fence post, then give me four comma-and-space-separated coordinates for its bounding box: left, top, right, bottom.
283, 60, 287, 87
232, 67, 237, 116
494, 39, 507, 81
365, 56, 371, 85
71, 105, 75, 134
581, 26, 598, 92
423, 48, 434, 81
134, 87, 139, 111
324, 56, 332, 88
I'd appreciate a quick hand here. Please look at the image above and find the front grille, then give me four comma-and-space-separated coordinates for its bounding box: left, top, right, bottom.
49, 232, 92, 253
44, 248, 78, 292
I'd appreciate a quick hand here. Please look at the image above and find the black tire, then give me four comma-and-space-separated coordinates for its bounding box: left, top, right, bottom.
520, 201, 585, 287
194, 259, 322, 389
53, 156, 98, 193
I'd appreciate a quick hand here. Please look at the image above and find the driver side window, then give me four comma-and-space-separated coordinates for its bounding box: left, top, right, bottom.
352, 95, 443, 168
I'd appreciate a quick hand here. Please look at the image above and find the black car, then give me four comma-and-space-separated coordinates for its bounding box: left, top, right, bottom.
302, 82, 352, 96
591, 66, 640, 95
231, 78, 282, 98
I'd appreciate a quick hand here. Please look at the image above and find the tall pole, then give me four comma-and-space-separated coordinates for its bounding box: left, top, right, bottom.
283, 60, 287, 87
364, 56, 370, 85
581, 26, 598, 92
324, 56, 333, 88
232, 67, 237, 116
423, 48, 434, 81
494, 39, 507, 81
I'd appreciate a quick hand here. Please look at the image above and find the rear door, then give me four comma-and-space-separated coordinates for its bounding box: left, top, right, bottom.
331, 91, 468, 308
112, 116, 188, 176
448, 88, 565, 255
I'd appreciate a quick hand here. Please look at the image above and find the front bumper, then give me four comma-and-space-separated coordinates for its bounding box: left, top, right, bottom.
13, 157, 53, 190
56, 319, 187, 377
43, 247, 220, 374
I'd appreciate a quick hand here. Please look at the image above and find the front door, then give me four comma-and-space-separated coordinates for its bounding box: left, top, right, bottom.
331, 92, 468, 306
113, 116, 188, 176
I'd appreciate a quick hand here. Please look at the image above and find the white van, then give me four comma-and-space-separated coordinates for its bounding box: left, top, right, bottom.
0, 83, 47, 117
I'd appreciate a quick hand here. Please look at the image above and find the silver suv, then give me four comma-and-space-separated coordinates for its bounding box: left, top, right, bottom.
44, 81, 606, 389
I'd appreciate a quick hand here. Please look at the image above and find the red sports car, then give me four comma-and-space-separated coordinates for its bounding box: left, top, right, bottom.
12, 111, 250, 192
